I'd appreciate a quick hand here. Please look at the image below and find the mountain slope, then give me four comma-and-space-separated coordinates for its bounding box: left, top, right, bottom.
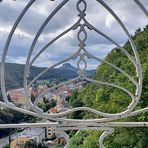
0, 63, 95, 89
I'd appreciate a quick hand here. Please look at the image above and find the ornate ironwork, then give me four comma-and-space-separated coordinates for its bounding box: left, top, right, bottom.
0, 0, 148, 147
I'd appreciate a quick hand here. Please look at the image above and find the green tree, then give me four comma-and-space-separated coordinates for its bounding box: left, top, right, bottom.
69, 26, 148, 148
24, 140, 48, 148
2, 144, 10, 148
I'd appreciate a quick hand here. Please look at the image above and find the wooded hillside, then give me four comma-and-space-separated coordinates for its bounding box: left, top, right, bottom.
69, 25, 148, 148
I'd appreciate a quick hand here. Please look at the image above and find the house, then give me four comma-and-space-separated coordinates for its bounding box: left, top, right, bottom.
38, 85, 47, 93
11, 127, 45, 146
54, 103, 64, 112
10, 137, 30, 148
49, 108, 58, 114
46, 127, 55, 139
52, 94, 63, 104
43, 120, 56, 139
19, 127, 45, 143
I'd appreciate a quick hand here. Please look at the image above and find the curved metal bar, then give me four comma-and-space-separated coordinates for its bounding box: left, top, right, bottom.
24, 0, 70, 111
40, 106, 127, 118
61, 106, 148, 123
23, 61, 139, 120
85, 76, 135, 102
96, 0, 141, 64
85, 76, 138, 114
129, 107, 148, 117
32, 97, 138, 120
83, 50, 138, 87
30, 19, 81, 66
83, 19, 137, 66
31, 63, 135, 119
0, 0, 36, 105
133, 0, 148, 17
0, 101, 42, 119
0, 122, 147, 129
0, 103, 147, 125
96, 0, 142, 113
99, 129, 114, 148
28, 49, 81, 87
25, 0, 70, 77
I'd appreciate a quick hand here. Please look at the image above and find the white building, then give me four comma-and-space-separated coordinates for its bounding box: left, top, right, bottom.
11, 127, 45, 143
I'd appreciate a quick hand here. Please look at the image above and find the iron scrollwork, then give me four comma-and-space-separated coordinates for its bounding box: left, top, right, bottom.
0, 0, 148, 147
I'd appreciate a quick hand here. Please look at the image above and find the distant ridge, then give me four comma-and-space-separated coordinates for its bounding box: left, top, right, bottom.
0, 63, 95, 89
59, 63, 77, 71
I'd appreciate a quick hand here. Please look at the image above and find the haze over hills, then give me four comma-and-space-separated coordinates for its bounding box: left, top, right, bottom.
0, 63, 95, 89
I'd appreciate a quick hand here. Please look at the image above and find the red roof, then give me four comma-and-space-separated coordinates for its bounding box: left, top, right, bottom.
50, 108, 58, 113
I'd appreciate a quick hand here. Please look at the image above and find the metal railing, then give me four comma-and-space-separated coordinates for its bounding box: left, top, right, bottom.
0, 0, 148, 147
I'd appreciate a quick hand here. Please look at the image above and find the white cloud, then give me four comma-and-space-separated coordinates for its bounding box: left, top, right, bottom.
0, 0, 147, 70
0, 26, 32, 38
105, 14, 115, 28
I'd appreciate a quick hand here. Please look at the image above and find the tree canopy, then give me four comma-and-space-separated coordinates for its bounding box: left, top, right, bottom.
69, 25, 148, 148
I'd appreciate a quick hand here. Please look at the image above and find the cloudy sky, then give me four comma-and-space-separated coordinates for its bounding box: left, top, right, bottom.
0, 0, 147, 69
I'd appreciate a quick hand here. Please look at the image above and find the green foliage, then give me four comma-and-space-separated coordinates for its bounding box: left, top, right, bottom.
0, 109, 37, 138
69, 131, 84, 148
24, 140, 38, 148
69, 90, 84, 119
41, 97, 57, 112
2, 144, 10, 148
55, 144, 64, 148
65, 96, 71, 102
42, 99, 57, 112
69, 26, 148, 147
24, 140, 48, 148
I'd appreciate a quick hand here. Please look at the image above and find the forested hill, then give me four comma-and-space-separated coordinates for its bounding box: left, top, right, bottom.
0, 63, 95, 89
69, 25, 148, 147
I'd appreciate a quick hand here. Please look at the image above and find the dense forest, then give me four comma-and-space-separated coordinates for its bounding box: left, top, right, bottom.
69, 25, 148, 148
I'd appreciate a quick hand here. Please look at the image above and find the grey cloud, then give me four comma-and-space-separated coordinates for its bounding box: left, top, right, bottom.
0, 0, 147, 69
